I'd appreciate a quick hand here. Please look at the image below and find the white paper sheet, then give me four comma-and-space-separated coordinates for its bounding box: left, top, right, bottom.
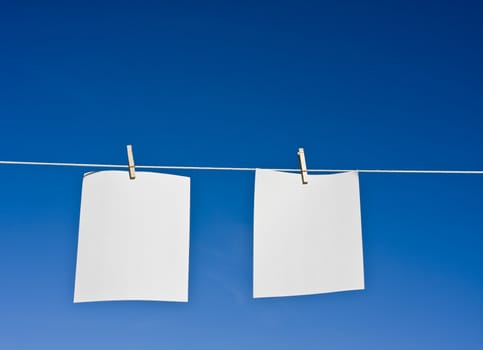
253, 170, 364, 298
74, 171, 190, 302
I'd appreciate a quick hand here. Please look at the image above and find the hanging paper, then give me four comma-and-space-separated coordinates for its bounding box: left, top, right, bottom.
74, 171, 190, 302
253, 170, 364, 298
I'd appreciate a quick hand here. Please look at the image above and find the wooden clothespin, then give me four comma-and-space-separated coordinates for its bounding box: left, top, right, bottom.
297, 147, 308, 184
126, 144, 136, 180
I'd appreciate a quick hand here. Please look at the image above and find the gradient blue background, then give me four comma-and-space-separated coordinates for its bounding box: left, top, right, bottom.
0, 1, 482, 348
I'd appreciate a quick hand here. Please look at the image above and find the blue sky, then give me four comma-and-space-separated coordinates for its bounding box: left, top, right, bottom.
0, 0, 482, 348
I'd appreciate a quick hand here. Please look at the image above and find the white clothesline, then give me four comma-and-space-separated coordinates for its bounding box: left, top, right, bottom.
1, 160, 482, 174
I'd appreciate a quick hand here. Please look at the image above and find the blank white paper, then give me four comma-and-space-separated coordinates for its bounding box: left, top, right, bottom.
253, 170, 364, 298
74, 171, 190, 303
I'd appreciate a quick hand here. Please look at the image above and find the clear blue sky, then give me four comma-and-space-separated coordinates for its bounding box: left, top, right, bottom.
0, 1, 482, 349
